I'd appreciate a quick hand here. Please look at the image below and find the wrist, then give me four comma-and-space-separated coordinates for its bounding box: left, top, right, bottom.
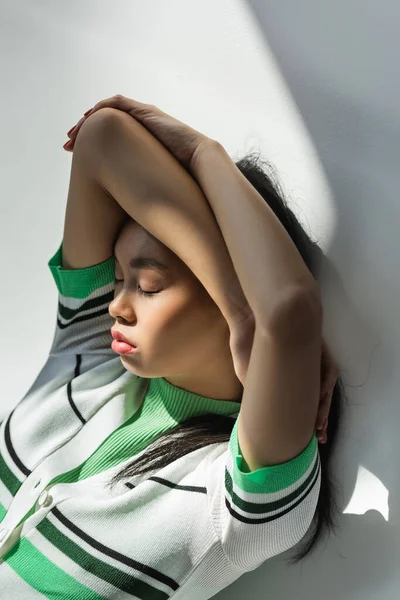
190, 139, 224, 177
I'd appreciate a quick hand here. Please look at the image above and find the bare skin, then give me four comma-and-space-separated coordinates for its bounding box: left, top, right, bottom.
109, 219, 243, 402
66, 96, 338, 442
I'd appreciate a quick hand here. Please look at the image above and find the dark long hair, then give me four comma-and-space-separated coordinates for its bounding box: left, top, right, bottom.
110, 151, 346, 564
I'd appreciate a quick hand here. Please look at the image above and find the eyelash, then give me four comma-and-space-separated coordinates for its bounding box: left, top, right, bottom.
114, 278, 161, 296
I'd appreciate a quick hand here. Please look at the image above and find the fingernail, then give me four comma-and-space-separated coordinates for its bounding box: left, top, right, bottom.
84, 108, 93, 116
67, 126, 76, 136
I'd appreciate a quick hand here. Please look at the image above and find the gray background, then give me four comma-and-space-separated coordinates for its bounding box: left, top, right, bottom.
0, 1, 398, 598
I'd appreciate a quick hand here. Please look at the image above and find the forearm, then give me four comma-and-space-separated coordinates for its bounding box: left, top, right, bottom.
93, 110, 248, 326
192, 143, 321, 327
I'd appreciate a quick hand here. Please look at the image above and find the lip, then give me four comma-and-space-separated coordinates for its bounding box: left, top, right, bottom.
111, 329, 136, 347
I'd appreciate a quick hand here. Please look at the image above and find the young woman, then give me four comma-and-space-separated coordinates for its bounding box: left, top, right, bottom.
0, 95, 344, 599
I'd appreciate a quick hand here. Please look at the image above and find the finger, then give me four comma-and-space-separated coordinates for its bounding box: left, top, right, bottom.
315, 393, 331, 429
68, 96, 125, 138
68, 115, 88, 140
65, 94, 148, 149
80, 95, 123, 117
63, 139, 74, 151
317, 414, 327, 429
322, 373, 338, 398
316, 426, 327, 442
68, 96, 148, 140
86, 95, 152, 119
322, 343, 339, 379
320, 359, 339, 395
316, 415, 328, 430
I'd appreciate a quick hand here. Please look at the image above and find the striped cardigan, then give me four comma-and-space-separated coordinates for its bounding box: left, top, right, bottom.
0, 241, 321, 599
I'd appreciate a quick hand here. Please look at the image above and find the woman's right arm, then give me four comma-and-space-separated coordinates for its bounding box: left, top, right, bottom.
61, 110, 128, 270
79, 108, 249, 327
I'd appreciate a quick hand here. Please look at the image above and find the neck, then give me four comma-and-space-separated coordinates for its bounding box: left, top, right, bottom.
164, 368, 242, 403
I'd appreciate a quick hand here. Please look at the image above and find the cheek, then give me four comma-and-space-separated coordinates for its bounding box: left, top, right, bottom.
143, 292, 208, 339
139, 286, 228, 363
162, 293, 227, 351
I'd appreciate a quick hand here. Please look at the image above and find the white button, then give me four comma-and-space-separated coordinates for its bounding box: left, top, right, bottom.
0, 528, 9, 542
37, 491, 52, 508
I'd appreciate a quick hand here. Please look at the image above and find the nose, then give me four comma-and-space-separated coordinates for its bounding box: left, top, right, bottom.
108, 290, 137, 324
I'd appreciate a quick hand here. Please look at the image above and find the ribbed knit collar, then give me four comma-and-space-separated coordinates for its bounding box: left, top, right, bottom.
146, 377, 241, 423
46, 375, 242, 490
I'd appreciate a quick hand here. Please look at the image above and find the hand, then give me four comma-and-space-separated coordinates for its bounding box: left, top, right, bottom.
316, 339, 339, 444
64, 94, 213, 171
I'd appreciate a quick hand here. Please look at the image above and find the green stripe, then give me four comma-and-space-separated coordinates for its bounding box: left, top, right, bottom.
0, 501, 7, 521
49, 411, 141, 486
4, 537, 109, 600
17, 505, 35, 528
48, 242, 115, 299
0, 451, 21, 496
225, 461, 314, 518
50, 377, 240, 488
37, 518, 168, 599
230, 417, 318, 493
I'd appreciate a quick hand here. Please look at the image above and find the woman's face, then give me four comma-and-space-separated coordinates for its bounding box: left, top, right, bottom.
109, 220, 242, 400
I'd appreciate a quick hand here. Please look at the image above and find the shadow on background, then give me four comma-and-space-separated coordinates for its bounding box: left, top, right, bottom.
220, 1, 400, 598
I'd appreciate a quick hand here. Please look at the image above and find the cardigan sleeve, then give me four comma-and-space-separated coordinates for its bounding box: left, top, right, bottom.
205, 415, 321, 572
47, 241, 116, 356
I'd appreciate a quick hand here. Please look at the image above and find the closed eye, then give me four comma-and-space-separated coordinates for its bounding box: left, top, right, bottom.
114, 278, 161, 296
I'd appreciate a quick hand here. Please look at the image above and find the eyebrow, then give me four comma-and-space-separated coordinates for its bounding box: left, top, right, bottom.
115, 255, 168, 272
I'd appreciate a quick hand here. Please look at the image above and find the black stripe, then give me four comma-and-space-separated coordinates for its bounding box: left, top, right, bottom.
38, 518, 167, 599
51, 507, 179, 592
4, 409, 31, 477
66, 355, 86, 425
225, 458, 321, 525
125, 477, 206, 494
57, 305, 111, 331
226, 443, 320, 515
58, 289, 114, 319
0, 450, 22, 495
57, 290, 114, 329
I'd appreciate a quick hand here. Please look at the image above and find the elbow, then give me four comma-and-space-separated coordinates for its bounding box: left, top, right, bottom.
75, 108, 125, 159
258, 286, 323, 341
80, 107, 143, 148
79, 107, 122, 137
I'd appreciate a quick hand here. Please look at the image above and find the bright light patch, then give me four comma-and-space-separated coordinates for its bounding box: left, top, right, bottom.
343, 465, 389, 521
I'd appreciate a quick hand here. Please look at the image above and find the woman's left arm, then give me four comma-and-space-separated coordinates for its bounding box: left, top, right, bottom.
192, 144, 323, 469
192, 144, 321, 325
